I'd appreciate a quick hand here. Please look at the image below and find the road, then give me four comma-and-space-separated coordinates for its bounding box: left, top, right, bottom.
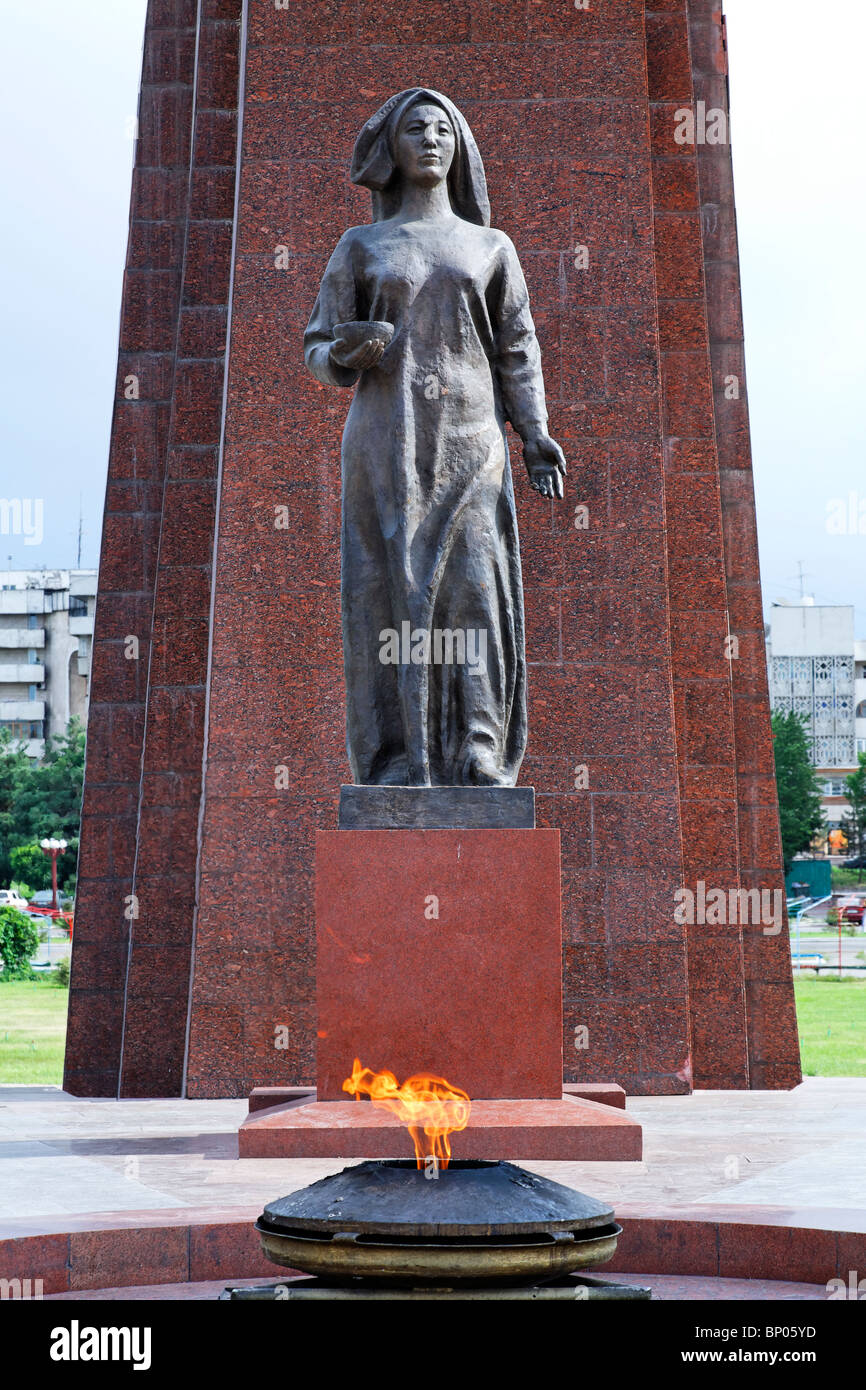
790, 930, 866, 971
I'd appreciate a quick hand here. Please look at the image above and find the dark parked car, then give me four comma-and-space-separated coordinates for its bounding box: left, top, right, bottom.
842, 856, 866, 869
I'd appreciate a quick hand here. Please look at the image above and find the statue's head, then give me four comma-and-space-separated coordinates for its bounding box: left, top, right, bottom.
392, 99, 456, 190
350, 88, 490, 226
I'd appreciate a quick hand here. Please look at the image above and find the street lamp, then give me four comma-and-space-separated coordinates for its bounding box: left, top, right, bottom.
40, 837, 67, 913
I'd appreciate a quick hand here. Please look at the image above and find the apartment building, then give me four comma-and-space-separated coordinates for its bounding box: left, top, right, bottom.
0, 569, 97, 759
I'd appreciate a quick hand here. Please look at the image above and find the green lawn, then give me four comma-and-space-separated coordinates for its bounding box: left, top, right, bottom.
793, 978, 866, 1077
0, 979, 69, 1084
831, 867, 866, 890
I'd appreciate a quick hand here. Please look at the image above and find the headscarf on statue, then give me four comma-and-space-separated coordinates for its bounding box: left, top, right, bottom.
349, 88, 491, 227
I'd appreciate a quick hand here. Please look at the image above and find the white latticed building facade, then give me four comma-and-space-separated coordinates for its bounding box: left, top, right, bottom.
767, 602, 866, 837
769, 653, 856, 768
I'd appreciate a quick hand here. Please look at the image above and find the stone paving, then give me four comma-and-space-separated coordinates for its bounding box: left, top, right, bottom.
0, 1078, 863, 1233
43, 1273, 829, 1301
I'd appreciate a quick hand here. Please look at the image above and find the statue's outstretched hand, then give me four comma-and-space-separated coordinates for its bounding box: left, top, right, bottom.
524, 433, 566, 500
330, 336, 386, 371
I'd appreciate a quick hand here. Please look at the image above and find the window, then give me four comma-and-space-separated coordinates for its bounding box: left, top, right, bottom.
69, 595, 88, 617
1, 720, 43, 741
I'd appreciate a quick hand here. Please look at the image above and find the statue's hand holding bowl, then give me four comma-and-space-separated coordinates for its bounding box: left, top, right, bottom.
330, 320, 394, 372
524, 432, 567, 500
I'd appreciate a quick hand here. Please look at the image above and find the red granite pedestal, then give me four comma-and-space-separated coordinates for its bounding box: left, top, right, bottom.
238, 827, 641, 1161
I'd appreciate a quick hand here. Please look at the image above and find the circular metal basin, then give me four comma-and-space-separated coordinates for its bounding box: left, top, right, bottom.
256, 1160, 621, 1287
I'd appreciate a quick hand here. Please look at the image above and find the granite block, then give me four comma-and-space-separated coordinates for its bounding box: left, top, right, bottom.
338, 785, 536, 830
315, 828, 562, 1101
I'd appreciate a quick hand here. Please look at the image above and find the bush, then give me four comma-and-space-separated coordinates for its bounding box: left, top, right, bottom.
50, 957, 70, 988
0, 906, 40, 980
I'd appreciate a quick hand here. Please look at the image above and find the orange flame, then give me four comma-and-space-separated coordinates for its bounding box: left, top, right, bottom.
342, 1058, 471, 1170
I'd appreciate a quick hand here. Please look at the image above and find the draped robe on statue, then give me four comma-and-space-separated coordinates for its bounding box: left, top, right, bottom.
303, 89, 551, 787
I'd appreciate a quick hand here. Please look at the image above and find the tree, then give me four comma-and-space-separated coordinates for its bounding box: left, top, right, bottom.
0, 905, 40, 979
13, 718, 85, 846
10, 842, 52, 893
0, 719, 85, 893
771, 710, 825, 874
842, 752, 866, 881
0, 729, 31, 885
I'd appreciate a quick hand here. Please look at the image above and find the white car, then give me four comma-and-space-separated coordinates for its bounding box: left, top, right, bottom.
0, 888, 30, 912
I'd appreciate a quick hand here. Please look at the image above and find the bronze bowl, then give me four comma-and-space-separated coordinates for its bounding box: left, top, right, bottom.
256, 1160, 621, 1287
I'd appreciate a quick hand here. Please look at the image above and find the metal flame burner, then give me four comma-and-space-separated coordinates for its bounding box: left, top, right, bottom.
255, 1160, 622, 1287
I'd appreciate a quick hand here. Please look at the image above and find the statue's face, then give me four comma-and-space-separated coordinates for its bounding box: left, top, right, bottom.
394, 103, 456, 188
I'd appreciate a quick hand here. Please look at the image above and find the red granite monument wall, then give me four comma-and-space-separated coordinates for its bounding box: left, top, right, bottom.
185, 0, 693, 1099
65, 0, 200, 1096
66, 0, 800, 1099
65, 0, 243, 1096
646, 4, 749, 1088
687, 0, 800, 1088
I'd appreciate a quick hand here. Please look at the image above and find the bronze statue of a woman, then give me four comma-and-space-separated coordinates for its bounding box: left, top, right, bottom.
304, 88, 565, 789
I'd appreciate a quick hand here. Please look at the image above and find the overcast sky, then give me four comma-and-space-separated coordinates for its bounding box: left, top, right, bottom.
0, 1, 148, 575
1, 1, 863, 633
724, 0, 866, 633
